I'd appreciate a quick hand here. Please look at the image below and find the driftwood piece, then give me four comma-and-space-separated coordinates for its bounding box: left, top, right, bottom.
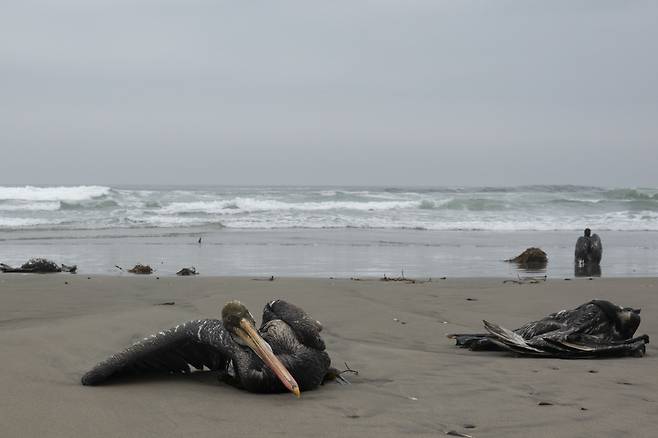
381, 270, 432, 284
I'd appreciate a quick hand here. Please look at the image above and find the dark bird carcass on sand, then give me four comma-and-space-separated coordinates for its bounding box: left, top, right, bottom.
448, 300, 649, 358
575, 228, 603, 265
82, 300, 336, 396
0, 258, 77, 273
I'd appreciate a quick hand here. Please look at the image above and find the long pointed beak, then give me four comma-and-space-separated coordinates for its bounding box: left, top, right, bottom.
236, 318, 301, 397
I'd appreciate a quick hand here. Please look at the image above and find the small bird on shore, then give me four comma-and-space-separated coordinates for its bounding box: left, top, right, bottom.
448, 300, 649, 358
81, 300, 336, 396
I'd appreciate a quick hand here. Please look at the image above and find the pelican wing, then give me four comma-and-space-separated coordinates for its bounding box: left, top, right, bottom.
481, 321, 648, 358
262, 300, 326, 351
589, 234, 603, 263
81, 319, 229, 385
575, 236, 589, 260
482, 320, 547, 355
540, 335, 648, 358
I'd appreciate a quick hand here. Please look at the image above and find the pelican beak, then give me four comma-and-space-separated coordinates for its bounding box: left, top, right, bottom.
236, 318, 301, 398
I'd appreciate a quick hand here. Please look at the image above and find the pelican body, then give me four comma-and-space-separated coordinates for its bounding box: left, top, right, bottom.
448, 300, 649, 358
575, 228, 603, 265
82, 300, 331, 396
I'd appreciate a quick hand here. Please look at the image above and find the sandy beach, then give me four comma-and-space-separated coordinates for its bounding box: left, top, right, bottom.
1, 275, 657, 437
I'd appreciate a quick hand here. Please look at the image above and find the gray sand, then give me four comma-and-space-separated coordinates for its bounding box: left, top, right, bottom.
1, 275, 657, 437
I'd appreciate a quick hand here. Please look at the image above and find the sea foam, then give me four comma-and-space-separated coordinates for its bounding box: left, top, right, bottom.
1, 185, 657, 231
0, 186, 111, 202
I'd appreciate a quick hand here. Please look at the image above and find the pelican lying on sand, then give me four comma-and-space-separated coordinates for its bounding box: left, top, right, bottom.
448, 300, 649, 358
82, 300, 334, 396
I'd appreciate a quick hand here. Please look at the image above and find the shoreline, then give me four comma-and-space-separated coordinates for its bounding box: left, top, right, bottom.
1, 228, 656, 278
2, 275, 658, 437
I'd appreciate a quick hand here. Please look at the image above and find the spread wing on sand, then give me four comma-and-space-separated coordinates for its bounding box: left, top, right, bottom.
482, 320, 545, 354
81, 320, 229, 385
480, 320, 649, 357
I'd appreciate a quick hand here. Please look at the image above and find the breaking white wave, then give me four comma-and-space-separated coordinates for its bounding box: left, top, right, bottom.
1, 185, 657, 231
159, 198, 419, 215
0, 217, 63, 227
0, 185, 111, 202
0, 201, 61, 212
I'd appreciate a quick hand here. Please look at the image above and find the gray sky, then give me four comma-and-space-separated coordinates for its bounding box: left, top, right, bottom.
1, 1, 657, 187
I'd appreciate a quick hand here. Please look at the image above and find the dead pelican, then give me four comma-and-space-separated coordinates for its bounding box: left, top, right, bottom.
575, 228, 603, 265
448, 300, 649, 358
81, 300, 334, 396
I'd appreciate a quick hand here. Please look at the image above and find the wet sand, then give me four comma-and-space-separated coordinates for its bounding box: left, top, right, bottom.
1, 275, 657, 437
2, 228, 657, 278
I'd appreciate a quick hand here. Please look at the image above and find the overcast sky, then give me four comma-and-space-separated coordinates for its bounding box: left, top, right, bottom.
1, 1, 656, 187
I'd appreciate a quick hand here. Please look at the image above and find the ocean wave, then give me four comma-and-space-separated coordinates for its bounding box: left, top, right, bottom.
159, 198, 419, 215
517, 185, 602, 193
0, 185, 111, 202
59, 199, 120, 210
604, 188, 658, 201
0, 201, 61, 211
3, 212, 658, 231
0, 217, 62, 228
436, 198, 509, 211
122, 216, 226, 228
2, 185, 658, 232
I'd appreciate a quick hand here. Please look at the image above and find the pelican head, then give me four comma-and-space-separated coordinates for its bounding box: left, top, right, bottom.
222, 300, 300, 397
617, 306, 641, 339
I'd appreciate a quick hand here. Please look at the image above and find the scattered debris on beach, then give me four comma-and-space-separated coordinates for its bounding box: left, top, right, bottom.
503, 274, 547, 285
382, 274, 417, 283
0, 258, 77, 274
127, 264, 153, 274
381, 270, 432, 284
176, 267, 198, 276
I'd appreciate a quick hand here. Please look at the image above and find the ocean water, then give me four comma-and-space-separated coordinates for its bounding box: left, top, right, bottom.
1, 185, 658, 231
0, 185, 657, 277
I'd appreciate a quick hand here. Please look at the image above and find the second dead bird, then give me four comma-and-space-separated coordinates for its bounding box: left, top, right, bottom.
448, 300, 649, 358
177, 267, 198, 276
